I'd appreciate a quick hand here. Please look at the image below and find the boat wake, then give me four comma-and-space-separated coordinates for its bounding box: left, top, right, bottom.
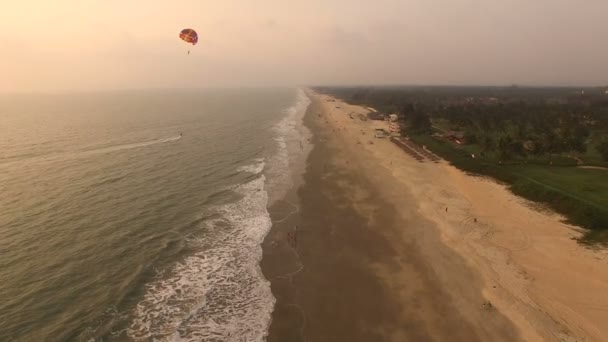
0, 135, 182, 166
79, 135, 182, 157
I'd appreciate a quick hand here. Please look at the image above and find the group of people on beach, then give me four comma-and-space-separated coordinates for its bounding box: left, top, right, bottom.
287, 226, 298, 248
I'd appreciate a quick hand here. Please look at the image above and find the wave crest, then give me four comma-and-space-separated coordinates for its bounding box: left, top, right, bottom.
127, 176, 273, 342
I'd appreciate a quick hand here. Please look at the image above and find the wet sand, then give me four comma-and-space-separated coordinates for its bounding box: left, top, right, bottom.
261, 93, 520, 341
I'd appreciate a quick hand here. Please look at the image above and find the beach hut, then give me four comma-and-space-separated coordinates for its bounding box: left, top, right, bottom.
446, 131, 466, 144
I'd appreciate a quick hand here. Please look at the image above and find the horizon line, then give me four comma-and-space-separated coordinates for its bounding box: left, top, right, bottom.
2, 83, 607, 95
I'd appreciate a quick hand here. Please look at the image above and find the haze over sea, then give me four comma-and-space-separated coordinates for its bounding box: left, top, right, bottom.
0, 88, 310, 341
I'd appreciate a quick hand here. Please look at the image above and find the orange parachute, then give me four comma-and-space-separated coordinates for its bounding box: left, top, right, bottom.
179, 28, 198, 45
179, 28, 198, 54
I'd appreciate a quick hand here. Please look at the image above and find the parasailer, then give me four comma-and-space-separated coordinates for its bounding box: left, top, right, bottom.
179, 28, 198, 54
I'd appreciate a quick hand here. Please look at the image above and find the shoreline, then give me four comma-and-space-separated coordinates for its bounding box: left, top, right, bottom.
260, 88, 311, 341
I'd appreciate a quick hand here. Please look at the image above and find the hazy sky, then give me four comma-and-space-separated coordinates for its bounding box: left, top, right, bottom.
1, 0, 607, 92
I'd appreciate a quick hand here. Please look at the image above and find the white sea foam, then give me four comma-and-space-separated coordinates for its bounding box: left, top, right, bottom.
236, 158, 265, 174
127, 176, 274, 342
265, 88, 312, 204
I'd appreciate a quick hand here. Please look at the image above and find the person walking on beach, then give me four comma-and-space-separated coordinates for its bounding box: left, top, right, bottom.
446, 207, 448, 213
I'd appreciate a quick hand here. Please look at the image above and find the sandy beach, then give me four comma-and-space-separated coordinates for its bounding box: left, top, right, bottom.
261, 89, 608, 341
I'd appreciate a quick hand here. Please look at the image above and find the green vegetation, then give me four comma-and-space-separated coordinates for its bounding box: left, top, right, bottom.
317, 86, 608, 240
506, 166, 608, 231
597, 138, 608, 162
508, 166, 608, 209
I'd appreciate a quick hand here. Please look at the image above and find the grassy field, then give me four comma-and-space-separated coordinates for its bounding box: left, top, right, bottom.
506, 165, 608, 210
408, 132, 608, 238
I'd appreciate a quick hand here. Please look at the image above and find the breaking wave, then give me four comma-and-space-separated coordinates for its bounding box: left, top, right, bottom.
265, 88, 311, 204
127, 175, 273, 342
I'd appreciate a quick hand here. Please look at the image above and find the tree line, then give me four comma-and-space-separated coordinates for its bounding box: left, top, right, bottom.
405, 102, 608, 162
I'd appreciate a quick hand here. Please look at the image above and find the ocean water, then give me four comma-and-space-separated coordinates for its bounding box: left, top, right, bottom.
0, 88, 311, 341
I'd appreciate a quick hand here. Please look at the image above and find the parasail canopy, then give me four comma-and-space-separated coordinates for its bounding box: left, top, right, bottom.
179, 28, 198, 45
